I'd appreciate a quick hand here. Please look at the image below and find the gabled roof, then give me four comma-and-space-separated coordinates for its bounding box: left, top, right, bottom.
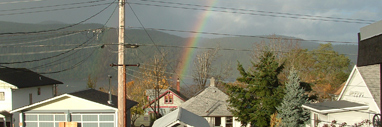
180, 78, 232, 117
0, 67, 63, 88
302, 100, 368, 114
146, 88, 188, 105
357, 64, 380, 109
11, 89, 138, 113
152, 108, 210, 127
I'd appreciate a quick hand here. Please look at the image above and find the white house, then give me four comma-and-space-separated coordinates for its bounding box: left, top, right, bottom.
11, 89, 138, 127
145, 79, 188, 116
180, 78, 248, 127
302, 64, 380, 126
0, 68, 63, 127
302, 19, 382, 127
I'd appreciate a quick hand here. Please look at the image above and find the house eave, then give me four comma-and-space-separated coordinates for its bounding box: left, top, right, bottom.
302, 105, 369, 114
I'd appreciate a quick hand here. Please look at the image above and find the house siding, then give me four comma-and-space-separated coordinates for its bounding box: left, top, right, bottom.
0, 84, 13, 112
12, 85, 54, 109
340, 68, 379, 114
31, 97, 111, 110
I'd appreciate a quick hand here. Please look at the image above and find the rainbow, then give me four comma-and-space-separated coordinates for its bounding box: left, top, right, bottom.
176, 0, 218, 80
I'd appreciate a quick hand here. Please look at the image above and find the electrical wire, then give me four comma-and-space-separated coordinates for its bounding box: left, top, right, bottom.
0, 31, 85, 46
138, 43, 358, 56
0, 2, 115, 17
0, 0, 43, 5
0, 0, 107, 12
0, 34, 99, 64
129, 26, 358, 44
0, 0, 115, 36
128, 1, 374, 24
38, 48, 98, 74
30, 3, 118, 71
136, 0, 376, 23
0, 45, 100, 56
100, 42, 358, 56
127, 2, 190, 87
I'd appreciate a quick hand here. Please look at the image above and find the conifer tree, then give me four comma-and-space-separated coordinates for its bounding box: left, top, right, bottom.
226, 51, 284, 127
277, 69, 310, 127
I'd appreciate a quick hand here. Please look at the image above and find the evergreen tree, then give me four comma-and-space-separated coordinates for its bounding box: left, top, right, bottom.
226, 51, 285, 127
277, 68, 310, 127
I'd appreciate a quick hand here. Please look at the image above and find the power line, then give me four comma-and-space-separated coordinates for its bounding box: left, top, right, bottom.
136, 0, 376, 23
127, 2, 190, 87
0, 2, 115, 17
37, 48, 98, 74
0, 0, 115, 36
100, 42, 358, 56
129, 27, 358, 44
2, 2, 118, 72
0, 31, 84, 46
0, 33, 99, 64
128, 1, 374, 24
0, 0, 44, 5
0, 0, 107, 12
0, 45, 100, 56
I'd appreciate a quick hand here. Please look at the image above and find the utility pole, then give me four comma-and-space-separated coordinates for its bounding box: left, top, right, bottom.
118, 0, 126, 127
111, 63, 140, 127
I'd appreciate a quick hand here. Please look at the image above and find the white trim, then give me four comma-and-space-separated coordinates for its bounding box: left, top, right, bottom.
11, 94, 117, 113
338, 65, 357, 100
65, 94, 118, 111
11, 94, 67, 113
302, 105, 369, 114
338, 65, 381, 113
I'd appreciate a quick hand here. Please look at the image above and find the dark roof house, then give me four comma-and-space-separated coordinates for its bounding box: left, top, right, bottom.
0, 67, 63, 88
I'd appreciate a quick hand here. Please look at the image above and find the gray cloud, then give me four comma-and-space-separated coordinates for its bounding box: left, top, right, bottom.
1, 0, 381, 43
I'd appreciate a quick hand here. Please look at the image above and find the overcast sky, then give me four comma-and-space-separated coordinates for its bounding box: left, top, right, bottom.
1, 0, 381, 43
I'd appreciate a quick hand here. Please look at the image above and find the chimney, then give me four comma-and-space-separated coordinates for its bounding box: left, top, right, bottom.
210, 77, 215, 87
177, 78, 180, 93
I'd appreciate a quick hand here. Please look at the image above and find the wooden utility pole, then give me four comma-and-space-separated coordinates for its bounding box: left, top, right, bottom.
118, 0, 125, 127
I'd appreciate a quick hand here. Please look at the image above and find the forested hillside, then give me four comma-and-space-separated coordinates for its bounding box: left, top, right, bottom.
0, 21, 357, 83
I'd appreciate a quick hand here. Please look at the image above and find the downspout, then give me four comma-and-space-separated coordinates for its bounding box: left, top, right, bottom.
19, 112, 23, 127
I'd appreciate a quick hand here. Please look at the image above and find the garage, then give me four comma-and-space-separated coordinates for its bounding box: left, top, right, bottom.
11, 89, 137, 127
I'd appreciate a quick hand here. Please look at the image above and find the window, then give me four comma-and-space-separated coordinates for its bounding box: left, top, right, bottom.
164, 94, 173, 104
226, 116, 233, 127
37, 87, 41, 95
0, 92, 4, 101
215, 117, 221, 126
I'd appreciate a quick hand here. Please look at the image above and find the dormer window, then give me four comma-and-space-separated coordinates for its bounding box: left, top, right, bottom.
164, 93, 173, 104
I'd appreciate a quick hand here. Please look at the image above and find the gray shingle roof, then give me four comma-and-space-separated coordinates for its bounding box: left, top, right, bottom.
152, 108, 209, 127
0, 67, 63, 88
302, 100, 368, 114
357, 64, 380, 109
180, 83, 232, 117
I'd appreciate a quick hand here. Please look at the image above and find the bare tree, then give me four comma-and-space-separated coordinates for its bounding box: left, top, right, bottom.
137, 51, 171, 123
191, 46, 232, 94
192, 48, 218, 90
